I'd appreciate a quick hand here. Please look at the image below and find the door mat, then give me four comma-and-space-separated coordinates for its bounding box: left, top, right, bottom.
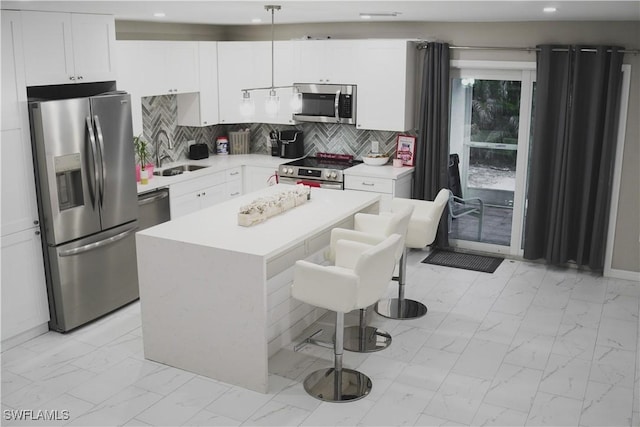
422, 249, 504, 273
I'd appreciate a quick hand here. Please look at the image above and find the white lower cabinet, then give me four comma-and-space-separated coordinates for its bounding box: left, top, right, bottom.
225, 167, 242, 199
243, 166, 278, 194
1, 227, 50, 342
169, 171, 227, 219
344, 172, 413, 211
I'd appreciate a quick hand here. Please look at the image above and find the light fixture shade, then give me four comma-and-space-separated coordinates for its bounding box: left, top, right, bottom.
265, 90, 280, 116
290, 90, 303, 113
240, 92, 255, 117
461, 78, 475, 87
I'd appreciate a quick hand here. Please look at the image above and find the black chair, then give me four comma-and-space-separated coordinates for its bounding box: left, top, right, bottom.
448, 154, 484, 240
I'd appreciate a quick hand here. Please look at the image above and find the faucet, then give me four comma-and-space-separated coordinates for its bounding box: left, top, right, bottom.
154, 129, 172, 167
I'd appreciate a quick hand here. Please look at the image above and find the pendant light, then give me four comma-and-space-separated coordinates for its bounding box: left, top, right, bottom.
264, 5, 280, 116
241, 5, 302, 118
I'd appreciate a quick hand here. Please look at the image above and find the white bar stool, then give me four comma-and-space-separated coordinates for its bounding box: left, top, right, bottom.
292, 234, 403, 402
326, 205, 414, 352
375, 189, 450, 319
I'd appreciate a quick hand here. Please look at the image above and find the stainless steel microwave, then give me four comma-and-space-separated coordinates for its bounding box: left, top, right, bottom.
293, 83, 356, 125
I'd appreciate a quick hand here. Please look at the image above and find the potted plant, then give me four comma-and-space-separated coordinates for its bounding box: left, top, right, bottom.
133, 134, 153, 182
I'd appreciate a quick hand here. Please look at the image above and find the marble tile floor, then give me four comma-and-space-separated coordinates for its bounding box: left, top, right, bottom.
2, 249, 639, 426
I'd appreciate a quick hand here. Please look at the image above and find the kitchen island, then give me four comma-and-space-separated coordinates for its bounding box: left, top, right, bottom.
136, 185, 380, 393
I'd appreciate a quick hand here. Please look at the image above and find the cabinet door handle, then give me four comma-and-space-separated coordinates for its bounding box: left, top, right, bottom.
203, 121, 208, 125
230, 171, 239, 176
35, 230, 41, 235
77, 75, 83, 80
69, 76, 76, 81
362, 182, 375, 186
34, 220, 39, 225
202, 192, 206, 196
230, 192, 240, 196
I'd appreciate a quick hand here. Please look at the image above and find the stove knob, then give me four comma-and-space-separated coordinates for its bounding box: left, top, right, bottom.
330, 171, 338, 179
288, 168, 294, 174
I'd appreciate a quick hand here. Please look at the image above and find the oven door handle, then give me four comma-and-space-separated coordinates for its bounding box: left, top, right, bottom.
297, 180, 321, 188
297, 180, 343, 190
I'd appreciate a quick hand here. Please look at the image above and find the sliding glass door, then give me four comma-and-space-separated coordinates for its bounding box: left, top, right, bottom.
448, 65, 535, 256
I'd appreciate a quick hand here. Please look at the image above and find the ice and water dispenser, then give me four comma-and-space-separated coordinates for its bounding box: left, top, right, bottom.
54, 153, 84, 211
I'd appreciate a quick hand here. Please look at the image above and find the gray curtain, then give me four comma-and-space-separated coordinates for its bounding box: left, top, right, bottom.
524, 45, 623, 270
413, 42, 450, 247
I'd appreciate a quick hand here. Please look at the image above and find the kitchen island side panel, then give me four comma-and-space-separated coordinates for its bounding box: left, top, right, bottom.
136, 233, 269, 393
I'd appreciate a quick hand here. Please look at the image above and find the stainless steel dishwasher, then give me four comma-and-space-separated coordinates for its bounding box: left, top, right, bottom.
138, 188, 171, 231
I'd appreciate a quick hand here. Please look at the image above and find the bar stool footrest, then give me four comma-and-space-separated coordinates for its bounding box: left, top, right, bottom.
303, 368, 372, 402
342, 325, 392, 353
375, 298, 428, 319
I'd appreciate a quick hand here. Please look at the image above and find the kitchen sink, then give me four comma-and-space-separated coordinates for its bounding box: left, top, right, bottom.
153, 164, 209, 176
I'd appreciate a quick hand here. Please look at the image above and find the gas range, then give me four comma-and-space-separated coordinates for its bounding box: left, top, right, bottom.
278, 153, 361, 190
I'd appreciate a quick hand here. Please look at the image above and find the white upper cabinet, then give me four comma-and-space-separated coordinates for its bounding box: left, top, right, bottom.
21, 11, 116, 86
135, 41, 200, 96
116, 40, 200, 135
213, 42, 252, 124
163, 42, 200, 95
355, 40, 417, 132
2, 11, 26, 131
217, 41, 294, 125
116, 41, 199, 97
177, 42, 219, 127
292, 40, 357, 84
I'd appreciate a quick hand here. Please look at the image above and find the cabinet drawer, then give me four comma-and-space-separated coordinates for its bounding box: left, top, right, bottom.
226, 180, 242, 198
344, 175, 393, 194
170, 171, 225, 197
226, 167, 242, 181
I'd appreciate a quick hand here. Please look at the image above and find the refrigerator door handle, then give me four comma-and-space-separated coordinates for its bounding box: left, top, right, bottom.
85, 116, 99, 209
58, 225, 138, 257
93, 115, 107, 207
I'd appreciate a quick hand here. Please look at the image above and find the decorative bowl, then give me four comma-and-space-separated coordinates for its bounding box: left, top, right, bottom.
363, 155, 390, 166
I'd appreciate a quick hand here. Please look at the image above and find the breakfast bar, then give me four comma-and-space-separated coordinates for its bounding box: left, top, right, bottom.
136, 185, 380, 393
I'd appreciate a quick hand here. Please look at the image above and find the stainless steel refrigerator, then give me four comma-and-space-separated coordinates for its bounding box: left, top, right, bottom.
29, 92, 139, 332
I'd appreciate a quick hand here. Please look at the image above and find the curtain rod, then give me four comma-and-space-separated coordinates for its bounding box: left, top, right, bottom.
416, 43, 639, 55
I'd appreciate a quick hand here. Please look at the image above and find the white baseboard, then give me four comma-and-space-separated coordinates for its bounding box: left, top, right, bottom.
604, 267, 640, 282
1, 323, 49, 351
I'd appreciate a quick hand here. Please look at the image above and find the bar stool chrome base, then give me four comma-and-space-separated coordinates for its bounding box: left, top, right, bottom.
375, 298, 428, 319
374, 248, 428, 320
343, 325, 392, 352
303, 368, 372, 402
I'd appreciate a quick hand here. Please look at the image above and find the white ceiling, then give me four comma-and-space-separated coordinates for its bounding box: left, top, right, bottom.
2, 1, 639, 25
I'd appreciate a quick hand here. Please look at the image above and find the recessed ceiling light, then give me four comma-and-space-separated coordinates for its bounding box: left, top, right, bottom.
251, 18, 262, 23
153, 12, 166, 18
359, 12, 400, 19
543, 7, 557, 13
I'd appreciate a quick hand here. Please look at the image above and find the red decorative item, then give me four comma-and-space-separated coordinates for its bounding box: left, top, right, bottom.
395, 135, 416, 167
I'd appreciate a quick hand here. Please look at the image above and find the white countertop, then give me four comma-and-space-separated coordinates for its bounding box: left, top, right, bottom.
344, 163, 415, 179
136, 154, 287, 194
139, 184, 380, 258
